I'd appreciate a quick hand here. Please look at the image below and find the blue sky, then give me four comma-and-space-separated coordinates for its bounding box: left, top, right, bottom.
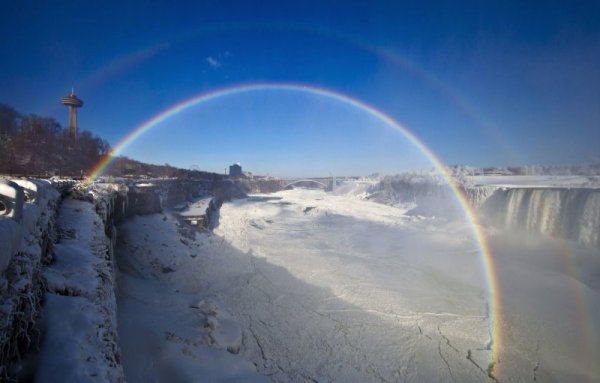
1, 1, 599, 176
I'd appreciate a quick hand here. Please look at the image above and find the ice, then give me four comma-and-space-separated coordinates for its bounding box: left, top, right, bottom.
469, 174, 600, 188
115, 189, 492, 381
190, 298, 243, 354
111, 177, 600, 382
115, 213, 268, 382
37, 294, 118, 382
37, 198, 123, 382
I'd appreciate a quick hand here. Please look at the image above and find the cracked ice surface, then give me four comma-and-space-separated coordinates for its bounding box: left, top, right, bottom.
116, 188, 495, 382
208, 189, 494, 382
116, 187, 600, 382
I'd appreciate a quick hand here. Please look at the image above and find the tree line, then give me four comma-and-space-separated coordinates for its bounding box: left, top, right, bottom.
0, 103, 222, 180
104, 156, 221, 181
0, 103, 110, 177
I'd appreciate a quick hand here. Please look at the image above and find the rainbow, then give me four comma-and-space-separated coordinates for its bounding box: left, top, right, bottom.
159, 21, 519, 163
55, 24, 516, 166
87, 82, 503, 368
557, 241, 600, 378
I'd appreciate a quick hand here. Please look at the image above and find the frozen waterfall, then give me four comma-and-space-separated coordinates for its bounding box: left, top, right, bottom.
479, 188, 600, 247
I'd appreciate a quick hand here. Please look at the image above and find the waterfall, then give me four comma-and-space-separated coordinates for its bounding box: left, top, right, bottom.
479, 188, 600, 247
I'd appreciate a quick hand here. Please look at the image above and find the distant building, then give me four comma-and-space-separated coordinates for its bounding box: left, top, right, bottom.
229, 163, 242, 177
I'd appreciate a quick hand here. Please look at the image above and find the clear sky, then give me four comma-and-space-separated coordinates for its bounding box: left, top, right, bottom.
1, 1, 599, 176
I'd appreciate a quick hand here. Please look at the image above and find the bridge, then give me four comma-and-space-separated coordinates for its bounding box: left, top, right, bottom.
283, 179, 330, 189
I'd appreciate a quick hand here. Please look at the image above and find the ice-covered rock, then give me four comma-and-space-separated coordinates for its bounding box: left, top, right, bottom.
463, 185, 500, 208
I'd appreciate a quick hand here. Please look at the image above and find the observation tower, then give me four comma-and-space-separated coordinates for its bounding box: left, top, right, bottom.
61, 89, 84, 137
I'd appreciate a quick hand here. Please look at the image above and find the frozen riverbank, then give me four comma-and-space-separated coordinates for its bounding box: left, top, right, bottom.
115, 189, 495, 382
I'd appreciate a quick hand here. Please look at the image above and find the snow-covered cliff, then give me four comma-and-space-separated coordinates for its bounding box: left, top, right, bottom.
0, 179, 61, 379
336, 174, 600, 248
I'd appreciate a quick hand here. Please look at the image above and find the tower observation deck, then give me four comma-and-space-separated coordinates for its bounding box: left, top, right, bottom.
61, 90, 84, 137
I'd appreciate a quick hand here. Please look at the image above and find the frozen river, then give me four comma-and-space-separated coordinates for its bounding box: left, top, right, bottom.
115, 188, 600, 382
212, 189, 494, 381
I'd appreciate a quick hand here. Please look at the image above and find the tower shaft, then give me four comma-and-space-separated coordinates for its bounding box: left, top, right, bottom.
68, 106, 78, 137
61, 90, 83, 138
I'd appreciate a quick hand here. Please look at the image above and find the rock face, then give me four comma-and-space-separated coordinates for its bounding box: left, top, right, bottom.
213, 179, 249, 205
116, 179, 213, 218
126, 185, 163, 216
162, 179, 211, 206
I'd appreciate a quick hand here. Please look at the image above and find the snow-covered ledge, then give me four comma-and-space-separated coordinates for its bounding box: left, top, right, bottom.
38, 188, 124, 382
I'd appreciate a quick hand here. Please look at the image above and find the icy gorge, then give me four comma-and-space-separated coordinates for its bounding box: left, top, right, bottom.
1, 175, 599, 382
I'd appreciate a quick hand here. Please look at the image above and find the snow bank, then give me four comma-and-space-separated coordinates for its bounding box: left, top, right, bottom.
115, 213, 269, 382
38, 197, 124, 382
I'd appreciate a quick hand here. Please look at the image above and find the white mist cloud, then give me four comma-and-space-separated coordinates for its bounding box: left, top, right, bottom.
206, 56, 221, 68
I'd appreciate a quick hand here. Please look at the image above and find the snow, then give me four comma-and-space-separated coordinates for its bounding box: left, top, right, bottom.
115, 189, 493, 382
469, 174, 600, 188
0, 218, 21, 274
113, 182, 600, 382
0, 180, 24, 221
115, 213, 269, 382
9, 174, 592, 382
213, 189, 493, 381
38, 198, 123, 382
335, 175, 464, 220
0, 178, 61, 379
179, 197, 212, 217
38, 294, 118, 382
